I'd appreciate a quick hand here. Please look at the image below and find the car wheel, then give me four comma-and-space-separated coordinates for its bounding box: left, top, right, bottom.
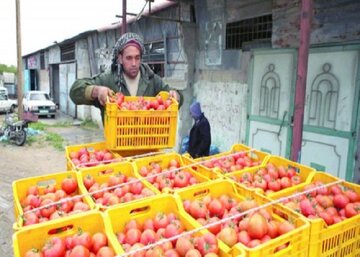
10, 105, 15, 113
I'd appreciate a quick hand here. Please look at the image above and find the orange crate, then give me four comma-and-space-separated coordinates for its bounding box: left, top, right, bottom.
105, 194, 234, 257
77, 161, 158, 210
267, 171, 360, 257
104, 91, 178, 150
174, 180, 310, 257
65, 141, 122, 171
13, 211, 120, 257
182, 144, 269, 175
131, 152, 212, 193
225, 155, 316, 195
12, 170, 93, 230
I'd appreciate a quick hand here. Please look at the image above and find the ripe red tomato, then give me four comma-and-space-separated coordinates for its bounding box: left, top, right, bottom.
91, 232, 108, 254
237, 230, 251, 246
333, 194, 350, 209
140, 229, 158, 245
208, 199, 225, 217
69, 245, 90, 257
96, 246, 115, 257
62, 177, 78, 195
153, 212, 170, 230
217, 227, 237, 247
268, 179, 281, 192
344, 203, 359, 218
189, 200, 207, 219
277, 221, 295, 235
83, 175, 95, 190
196, 233, 218, 255
42, 237, 66, 257
44, 184, 57, 194
73, 231, 92, 249
247, 213, 268, 239
27, 185, 39, 196
175, 236, 194, 256
40, 199, 57, 218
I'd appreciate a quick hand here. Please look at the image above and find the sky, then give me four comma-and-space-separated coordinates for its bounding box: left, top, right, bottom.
0, 0, 168, 66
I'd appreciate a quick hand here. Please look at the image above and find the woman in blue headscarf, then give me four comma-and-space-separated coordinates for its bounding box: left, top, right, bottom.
188, 101, 211, 158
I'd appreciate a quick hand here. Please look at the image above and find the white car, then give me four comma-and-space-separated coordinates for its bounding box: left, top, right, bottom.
0, 94, 17, 113
23, 91, 56, 118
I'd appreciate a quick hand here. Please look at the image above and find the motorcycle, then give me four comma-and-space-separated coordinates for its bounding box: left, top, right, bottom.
0, 112, 38, 146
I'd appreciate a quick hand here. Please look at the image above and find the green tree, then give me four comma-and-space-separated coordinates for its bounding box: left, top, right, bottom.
0, 64, 17, 74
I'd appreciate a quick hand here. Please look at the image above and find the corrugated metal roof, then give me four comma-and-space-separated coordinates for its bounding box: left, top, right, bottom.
23, 0, 177, 58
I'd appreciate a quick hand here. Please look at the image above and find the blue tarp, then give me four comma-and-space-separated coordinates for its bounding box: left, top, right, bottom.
180, 136, 220, 155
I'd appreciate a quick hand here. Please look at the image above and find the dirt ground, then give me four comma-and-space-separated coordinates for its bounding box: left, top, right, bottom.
0, 112, 104, 257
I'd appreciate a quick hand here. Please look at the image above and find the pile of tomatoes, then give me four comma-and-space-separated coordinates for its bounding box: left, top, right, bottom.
82, 170, 155, 207
182, 195, 295, 249
116, 212, 220, 257
24, 231, 115, 257
202, 151, 261, 174
228, 163, 302, 194
109, 93, 173, 111
69, 147, 120, 168
137, 158, 200, 192
20, 177, 90, 227
280, 181, 360, 225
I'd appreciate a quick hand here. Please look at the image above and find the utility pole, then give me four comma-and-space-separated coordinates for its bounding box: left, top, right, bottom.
15, 0, 24, 118
122, 0, 127, 35
291, 0, 313, 162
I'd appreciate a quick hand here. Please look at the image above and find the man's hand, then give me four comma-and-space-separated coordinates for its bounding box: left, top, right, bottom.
91, 86, 114, 105
169, 90, 179, 102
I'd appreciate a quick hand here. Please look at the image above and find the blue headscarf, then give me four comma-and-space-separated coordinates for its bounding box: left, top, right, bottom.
190, 101, 202, 120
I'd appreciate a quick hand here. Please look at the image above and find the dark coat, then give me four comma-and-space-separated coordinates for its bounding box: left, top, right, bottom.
188, 113, 211, 158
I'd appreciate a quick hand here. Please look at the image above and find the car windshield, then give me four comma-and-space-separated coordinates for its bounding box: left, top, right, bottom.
30, 93, 49, 101
0, 94, 6, 100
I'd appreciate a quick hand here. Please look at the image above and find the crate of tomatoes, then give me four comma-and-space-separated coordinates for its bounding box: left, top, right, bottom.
174, 179, 310, 257
13, 210, 120, 257
266, 171, 360, 257
77, 161, 158, 210
104, 194, 237, 257
182, 143, 269, 176
65, 141, 122, 171
225, 155, 316, 195
12, 170, 94, 230
105, 91, 179, 151
131, 152, 213, 193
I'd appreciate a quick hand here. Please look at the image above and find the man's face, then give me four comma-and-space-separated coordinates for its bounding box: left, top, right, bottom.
118, 45, 141, 79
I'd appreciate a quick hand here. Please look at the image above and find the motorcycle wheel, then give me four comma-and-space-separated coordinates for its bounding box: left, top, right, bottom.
15, 129, 27, 146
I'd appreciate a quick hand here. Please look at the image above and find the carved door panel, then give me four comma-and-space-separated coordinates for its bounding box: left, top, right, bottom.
246, 49, 297, 157
301, 48, 360, 180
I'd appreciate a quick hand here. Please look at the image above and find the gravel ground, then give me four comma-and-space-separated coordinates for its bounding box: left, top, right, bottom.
0, 112, 104, 257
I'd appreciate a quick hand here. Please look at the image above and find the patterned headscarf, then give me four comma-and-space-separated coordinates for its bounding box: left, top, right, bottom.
111, 32, 145, 72
113, 32, 145, 57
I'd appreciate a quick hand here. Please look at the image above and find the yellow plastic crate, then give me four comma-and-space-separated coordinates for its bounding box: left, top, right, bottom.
77, 161, 158, 210
13, 210, 120, 257
225, 155, 316, 195
112, 148, 162, 159
104, 91, 179, 150
65, 141, 122, 171
267, 172, 360, 257
174, 180, 310, 257
131, 152, 212, 193
12, 170, 94, 230
104, 194, 233, 257
182, 144, 269, 175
